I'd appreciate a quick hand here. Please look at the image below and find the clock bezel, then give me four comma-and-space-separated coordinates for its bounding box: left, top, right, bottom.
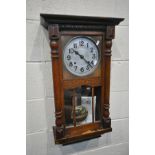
62, 36, 101, 77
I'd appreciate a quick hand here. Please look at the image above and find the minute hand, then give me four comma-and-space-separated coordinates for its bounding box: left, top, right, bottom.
72, 49, 93, 68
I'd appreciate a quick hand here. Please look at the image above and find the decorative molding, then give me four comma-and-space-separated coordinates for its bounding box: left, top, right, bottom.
104, 40, 112, 56
102, 116, 111, 128
49, 24, 60, 58
50, 40, 59, 58
59, 24, 106, 31
48, 24, 60, 40
103, 103, 110, 120
106, 26, 115, 39
103, 103, 110, 110
40, 14, 124, 30
55, 110, 64, 136
48, 24, 64, 138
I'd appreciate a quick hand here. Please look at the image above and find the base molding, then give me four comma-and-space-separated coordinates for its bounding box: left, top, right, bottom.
53, 126, 112, 145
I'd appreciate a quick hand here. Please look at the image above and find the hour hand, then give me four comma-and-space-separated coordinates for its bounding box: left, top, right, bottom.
71, 48, 84, 58
71, 49, 83, 58
71, 48, 93, 68
71, 48, 79, 55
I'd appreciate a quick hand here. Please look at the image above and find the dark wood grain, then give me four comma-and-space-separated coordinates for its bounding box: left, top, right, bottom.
40, 14, 124, 30
63, 78, 102, 89
102, 26, 113, 128
72, 90, 76, 127
49, 24, 64, 139
92, 87, 95, 123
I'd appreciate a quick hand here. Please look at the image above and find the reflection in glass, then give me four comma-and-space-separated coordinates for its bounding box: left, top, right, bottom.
64, 86, 101, 127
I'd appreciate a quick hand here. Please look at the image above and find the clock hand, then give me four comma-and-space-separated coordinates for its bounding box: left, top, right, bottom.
83, 59, 93, 68
71, 49, 93, 68
75, 51, 93, 68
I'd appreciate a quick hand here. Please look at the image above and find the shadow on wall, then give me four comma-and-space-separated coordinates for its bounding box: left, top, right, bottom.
29, 23, 43, 61
28, 20, 51, 61
47, 133, 112, 155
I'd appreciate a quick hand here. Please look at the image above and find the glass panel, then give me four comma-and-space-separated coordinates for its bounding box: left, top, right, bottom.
64, 86, 101, 127
77, 86, 92, 125
64, 89, 75, 127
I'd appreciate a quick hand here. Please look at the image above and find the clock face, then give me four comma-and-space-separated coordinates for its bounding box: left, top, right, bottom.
63, 36, 100, 76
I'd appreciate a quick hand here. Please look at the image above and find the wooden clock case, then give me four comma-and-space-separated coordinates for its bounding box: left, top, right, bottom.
40, 14, 124, 145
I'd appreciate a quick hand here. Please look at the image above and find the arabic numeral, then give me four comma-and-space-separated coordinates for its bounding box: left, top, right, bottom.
86, 65, 90, 70
73, 43, 77, 48
91, 60, 94, 65
67, 55, 71, 60
69, 62, 73, 67
80, 67, 84, 72
92, 54, 96, 59
69, 49, 74, 54
90, 47, 93, 53
74, 66, 77, 71
79, 40, 84, 46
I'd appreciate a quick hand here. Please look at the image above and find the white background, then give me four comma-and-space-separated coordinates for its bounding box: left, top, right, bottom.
0, 0, 155, 155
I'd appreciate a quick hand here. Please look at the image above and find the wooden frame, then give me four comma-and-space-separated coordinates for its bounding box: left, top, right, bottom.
40, 14, 124, 145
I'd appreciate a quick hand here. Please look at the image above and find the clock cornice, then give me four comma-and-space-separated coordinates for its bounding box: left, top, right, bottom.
40, 14, 124, 30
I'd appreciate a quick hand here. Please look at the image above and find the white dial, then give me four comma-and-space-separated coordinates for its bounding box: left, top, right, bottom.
63, 36, 100, 76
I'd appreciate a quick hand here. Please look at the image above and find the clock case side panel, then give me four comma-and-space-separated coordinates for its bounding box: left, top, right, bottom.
101, 26, 115, 128
48, 24, 65, 140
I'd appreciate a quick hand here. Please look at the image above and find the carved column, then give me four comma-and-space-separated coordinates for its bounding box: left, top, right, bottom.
102, 26, 115, 128
48, 24, 64, 139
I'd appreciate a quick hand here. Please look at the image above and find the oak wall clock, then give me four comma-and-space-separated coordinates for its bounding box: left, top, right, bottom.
40, 14, 124, 144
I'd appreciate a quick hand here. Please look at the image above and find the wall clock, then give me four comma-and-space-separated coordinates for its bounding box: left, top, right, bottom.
40, 14, 124, 145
